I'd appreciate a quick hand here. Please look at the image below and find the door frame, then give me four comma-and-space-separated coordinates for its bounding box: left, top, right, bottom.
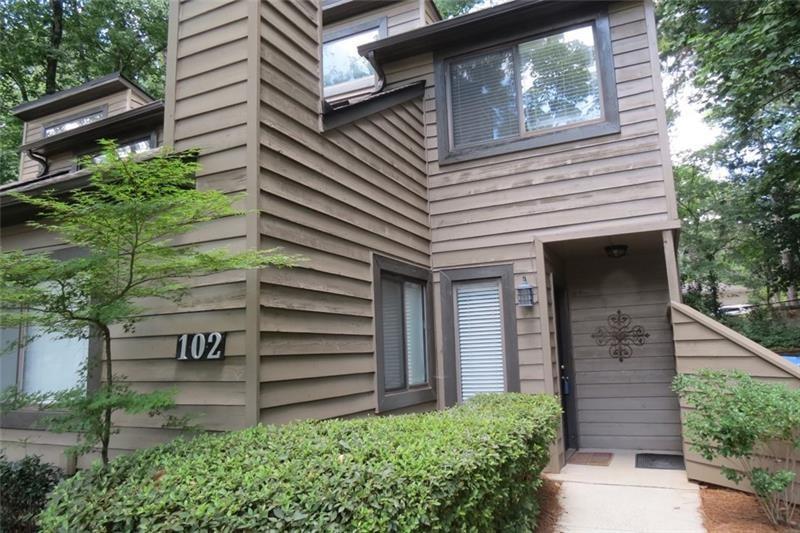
554, 284, 579, 451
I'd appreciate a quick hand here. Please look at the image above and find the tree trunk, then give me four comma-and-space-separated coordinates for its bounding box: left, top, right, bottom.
45, 0, 64, 94
100, 325, 113, 467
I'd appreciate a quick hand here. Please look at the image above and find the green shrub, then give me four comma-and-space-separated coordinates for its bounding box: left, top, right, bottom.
673, 370, 800, 526
0, 454, 63, 532
721, 308, 800, 352
39, 393, 560, 532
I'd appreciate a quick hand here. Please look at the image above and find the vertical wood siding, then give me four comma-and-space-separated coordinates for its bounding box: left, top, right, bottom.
258, 0, 430, 423
567, 253, 681, 451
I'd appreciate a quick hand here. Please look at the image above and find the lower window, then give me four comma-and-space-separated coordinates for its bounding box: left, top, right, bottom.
454, 280, 506, 401
0, 325, 88, 394
441, 265, 520, 406
374, 255, 435, 411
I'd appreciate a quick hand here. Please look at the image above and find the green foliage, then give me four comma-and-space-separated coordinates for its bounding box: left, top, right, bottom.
674, 163, 744, 315
658, 0, 800, 296
673, 370, 800, 526
0, 142, 296, 465
38, 393, 561, 532
721, 308, 800, 352
0, 454, 63, 533
434, 0, 483, 18
433, 0, 514, 19
0, 0, 169, 184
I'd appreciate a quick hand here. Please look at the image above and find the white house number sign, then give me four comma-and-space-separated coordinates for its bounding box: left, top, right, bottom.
176, 332, 226, 361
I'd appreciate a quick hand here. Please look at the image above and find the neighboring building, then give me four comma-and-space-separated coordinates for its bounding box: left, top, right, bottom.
1, 0, 798, 495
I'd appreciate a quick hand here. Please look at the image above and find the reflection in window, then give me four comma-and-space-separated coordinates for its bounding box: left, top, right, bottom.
519, 26, 600, 132
44, 109, 105, 137
91, 138, 154, 164
323, 27, 380, 96
447, 24, 602, 148
449, 50, 518, 147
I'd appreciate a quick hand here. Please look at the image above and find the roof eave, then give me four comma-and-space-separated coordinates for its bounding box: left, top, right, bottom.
10, 72, 155, 122
357, 0, 569, 64
19, 101, 164, 156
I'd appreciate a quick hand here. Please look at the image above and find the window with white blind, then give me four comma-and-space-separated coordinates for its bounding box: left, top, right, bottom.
440, 265, 520, 406
374, 256, 435, 411
436, 9, 619, 163
454, 280, 506, 401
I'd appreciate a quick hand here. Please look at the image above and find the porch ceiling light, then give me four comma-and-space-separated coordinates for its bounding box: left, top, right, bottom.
516, 277, 536, 307
604, 244, 628, 258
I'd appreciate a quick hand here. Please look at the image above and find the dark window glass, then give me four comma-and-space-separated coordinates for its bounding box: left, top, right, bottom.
379, 276, 428, 391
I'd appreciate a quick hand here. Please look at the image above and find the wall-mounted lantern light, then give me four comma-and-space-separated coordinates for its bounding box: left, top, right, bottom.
517, 277, 536, 307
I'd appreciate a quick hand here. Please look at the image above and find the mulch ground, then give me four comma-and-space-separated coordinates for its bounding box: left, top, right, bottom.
535, 478, 563, 533
700, 484, 794, 532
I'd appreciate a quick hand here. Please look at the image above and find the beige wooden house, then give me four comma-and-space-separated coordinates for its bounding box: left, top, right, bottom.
2, 0, 799, 494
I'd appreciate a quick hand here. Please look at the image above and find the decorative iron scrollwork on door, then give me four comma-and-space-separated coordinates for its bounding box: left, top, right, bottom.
591, 309, 650, 362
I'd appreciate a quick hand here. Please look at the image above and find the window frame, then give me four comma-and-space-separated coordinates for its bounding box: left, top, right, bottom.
42, 104, 109, 138
322, 17, 388, 99
435, 5, 619, 164
439, 264, 520, 407
0, 247, 101, 430
73, 131, 158, 171
373, 255, 436, 412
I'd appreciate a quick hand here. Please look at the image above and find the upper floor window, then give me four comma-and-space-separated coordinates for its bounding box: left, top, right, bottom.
436, 10, 619, 163
323, 18, 387, 98
43, 107, 106, 138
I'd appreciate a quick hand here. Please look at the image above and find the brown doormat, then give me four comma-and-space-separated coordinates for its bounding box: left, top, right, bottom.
568, 452, 613, 466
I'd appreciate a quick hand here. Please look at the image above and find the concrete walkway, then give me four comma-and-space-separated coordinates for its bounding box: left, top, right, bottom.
546, 450, 705, 533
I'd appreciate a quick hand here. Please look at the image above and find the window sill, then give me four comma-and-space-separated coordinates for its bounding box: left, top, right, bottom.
377, 385, 436, 413
438, 118, 621, 166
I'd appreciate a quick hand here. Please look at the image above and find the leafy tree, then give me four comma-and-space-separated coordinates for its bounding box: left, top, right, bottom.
434, 0, 507, 19
0, 0, 168, 184
0, 142, 295, 466
674, 163, 742, 315
658, 0, 800, 298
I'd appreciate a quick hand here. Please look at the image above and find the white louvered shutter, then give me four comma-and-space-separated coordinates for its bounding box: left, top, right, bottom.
455, 281, 505, 401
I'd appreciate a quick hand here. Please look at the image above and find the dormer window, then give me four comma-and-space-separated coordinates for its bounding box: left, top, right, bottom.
43, 107, 107, 138
435, 9, 619, 163
323, 18, 387, 99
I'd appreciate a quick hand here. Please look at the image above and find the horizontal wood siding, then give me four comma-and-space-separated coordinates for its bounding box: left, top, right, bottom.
567, 253, 681, 451
3, 0, 255, 465
324, 0, 423, 37
671, 302, 800, 497
19, 90, 135, 182
380, 0, 677, 399
259, 0, 430, 423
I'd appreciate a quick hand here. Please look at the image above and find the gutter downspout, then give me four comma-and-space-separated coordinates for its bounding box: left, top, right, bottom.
27, 150, 49, 178
365, 50, 386, 93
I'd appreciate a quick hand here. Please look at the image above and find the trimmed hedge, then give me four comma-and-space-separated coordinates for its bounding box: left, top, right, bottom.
0, 454, 63, 533
39, 393, 560, 532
